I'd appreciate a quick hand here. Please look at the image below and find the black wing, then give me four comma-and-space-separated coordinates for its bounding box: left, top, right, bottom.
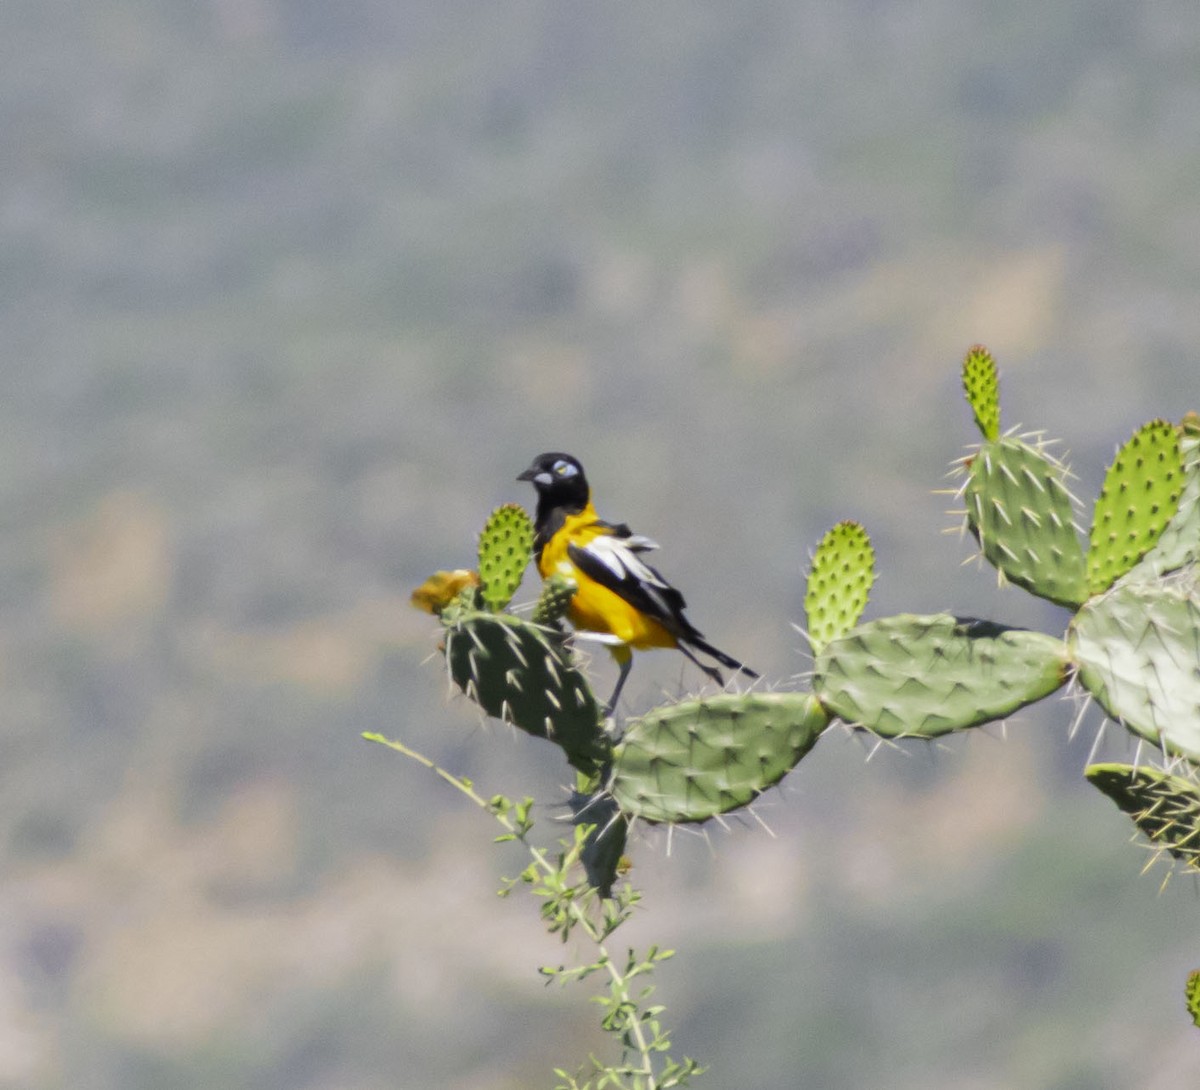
570, 523, 759, 679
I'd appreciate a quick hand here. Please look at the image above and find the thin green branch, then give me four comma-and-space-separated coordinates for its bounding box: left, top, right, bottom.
364, 732, 699, 1089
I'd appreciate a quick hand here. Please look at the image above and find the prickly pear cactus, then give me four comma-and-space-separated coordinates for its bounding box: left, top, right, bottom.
1085, 419, 1182, 596
1122, 415, 1200, 583
444, 608, 608, 775
1187, 970, 1200, 1029
531, 571, 577, 627
569, 791, 629, 898
954, 346, 1089, 608
408, 355, 1196, 921
609, 693, 828, 824
477, 504, 534, 612
1069, 576, 1200, 763
960, 436, 1088, 608
1085, 762, 1200, 873
805, 520, 875, 654
962, 343, 1001, 442
813, 614, 1069, 738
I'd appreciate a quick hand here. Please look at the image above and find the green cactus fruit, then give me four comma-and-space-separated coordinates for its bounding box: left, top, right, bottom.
813, 613, 1069, 738
962, 436, 1088, 608
805, 521, 875, 655
444, 609, 608, 775
1187, 970, 1200, 1029
609, 692, 829, 825
962, 344, 1001, 442
477, 504, 534, 612
1070, 578, 1200, 763
1122, 419, 1200, 582
531, 571, 577, 627
1086, 420, 1183, 595
569, 791, 629, 897
1085, 762, 1200, 873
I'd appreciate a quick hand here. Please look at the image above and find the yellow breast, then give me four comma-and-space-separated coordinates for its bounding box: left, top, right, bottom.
538, 507, 675, 652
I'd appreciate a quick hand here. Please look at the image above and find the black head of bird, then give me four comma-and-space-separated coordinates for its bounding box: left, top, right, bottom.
517, 452, 590, 512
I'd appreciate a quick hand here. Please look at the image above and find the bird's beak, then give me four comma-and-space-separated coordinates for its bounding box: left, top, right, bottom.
517, 466, 552, 485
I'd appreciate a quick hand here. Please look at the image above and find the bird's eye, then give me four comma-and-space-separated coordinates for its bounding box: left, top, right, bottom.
554, 460, 577, 477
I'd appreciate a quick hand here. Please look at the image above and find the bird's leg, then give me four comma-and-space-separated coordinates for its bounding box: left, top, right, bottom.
604, 655, 632, 719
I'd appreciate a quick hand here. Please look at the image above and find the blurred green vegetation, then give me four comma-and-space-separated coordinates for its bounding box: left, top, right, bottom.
2, 1, 1199, 1087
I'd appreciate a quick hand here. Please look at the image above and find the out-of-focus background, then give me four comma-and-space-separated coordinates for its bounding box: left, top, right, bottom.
4, 2, 1199, 1087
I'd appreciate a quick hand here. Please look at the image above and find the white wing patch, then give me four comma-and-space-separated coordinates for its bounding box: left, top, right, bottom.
569, 630, 625, 646
576, 535, 678, 618
581, 535, 661, 581
623, 534, 659, 552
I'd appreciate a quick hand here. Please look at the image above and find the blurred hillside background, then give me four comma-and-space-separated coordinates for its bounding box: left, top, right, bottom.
3, 1, 1200, 1087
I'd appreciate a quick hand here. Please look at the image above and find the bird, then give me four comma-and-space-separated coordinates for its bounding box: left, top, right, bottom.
517, 452, 758, 714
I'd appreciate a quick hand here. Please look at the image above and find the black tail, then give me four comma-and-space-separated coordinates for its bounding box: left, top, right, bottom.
681, 636, 759, 681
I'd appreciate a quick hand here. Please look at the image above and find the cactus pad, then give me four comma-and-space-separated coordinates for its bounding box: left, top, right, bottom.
1086, 420, 1183, 595
1085, 762, 1200, 873
569, 791, 629, 898
477, 504, 534, 612
531, 571, 578, 627
962, 436, 1088, 608
813, 613, 1069, 737
962, 344, 1001, 442
805, 521, 875, 655
445, 609, 608, 775
1070, 578, 1200, 763
1122, 419, 1200, 582
609, 692, 829, 824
